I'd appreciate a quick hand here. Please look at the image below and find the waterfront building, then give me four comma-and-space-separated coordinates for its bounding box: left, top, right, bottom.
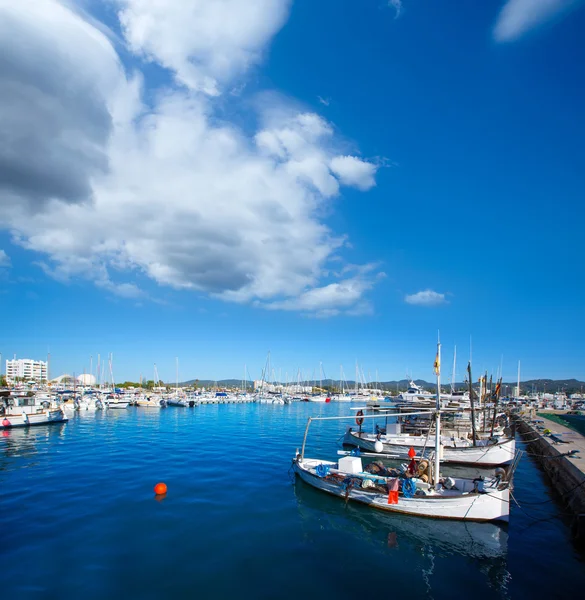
6, 358, 48, 384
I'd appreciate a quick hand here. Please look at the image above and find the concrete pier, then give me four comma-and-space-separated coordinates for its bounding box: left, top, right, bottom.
514, 413, 585, 542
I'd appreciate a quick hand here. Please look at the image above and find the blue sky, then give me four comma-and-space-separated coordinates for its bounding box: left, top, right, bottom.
0, 0, 584, 383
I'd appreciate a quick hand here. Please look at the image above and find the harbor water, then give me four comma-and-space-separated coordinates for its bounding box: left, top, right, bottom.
2, 402, 584, 599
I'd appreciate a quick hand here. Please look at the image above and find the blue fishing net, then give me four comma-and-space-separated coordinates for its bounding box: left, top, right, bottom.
402, 478, 417, 498
315, 464, 331, 478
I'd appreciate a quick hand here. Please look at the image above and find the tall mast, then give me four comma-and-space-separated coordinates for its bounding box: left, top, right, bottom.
451, 345, 456, 393
467, 362, 478, 447
517, 360, 521, 398
434, 336, 441, 487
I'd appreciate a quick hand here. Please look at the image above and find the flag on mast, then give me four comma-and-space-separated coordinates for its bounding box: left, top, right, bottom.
433, 347, 440, 376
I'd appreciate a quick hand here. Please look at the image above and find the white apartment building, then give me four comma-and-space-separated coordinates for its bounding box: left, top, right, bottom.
5, 358, 48, 383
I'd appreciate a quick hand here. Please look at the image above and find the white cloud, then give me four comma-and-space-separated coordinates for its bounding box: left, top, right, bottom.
0, 250, 11, 268
405, 290, 448, 306
116, 0, 292, 94
317, 96, 330, 106
388, 1, 403, 18
0, 0, 382, 316
0, 0, 125, 213
261, 266, 382, 317
330, 156, 377, 191
493, 0, 583, 42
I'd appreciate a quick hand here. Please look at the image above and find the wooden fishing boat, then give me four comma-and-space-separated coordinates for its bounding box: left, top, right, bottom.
343, 429, 516, 466
1, 394, 68, 428
292, 342, 514, 522
293, 456, 510, 522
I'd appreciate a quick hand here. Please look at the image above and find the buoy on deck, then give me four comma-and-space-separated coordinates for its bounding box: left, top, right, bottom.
154, 482, 167, 495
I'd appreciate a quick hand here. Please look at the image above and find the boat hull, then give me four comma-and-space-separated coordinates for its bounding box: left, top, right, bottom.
1, 409, 68, 428
294, 459, 509, 522
344, 430, 515, 466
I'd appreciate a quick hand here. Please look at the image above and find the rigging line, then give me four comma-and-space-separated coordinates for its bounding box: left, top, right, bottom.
523, 450, 581, 460
512, 478, 585, 506
509, 490, 578, 518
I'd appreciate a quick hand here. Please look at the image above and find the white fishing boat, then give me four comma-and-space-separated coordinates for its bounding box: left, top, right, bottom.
292, 342, 513, 522
1, 394, 68, 428
343, 428, 516, 466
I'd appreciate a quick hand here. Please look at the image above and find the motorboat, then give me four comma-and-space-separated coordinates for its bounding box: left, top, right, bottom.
1, 393, 68, 428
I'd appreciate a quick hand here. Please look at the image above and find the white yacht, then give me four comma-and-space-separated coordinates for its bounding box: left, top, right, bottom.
398, 381, 435, 402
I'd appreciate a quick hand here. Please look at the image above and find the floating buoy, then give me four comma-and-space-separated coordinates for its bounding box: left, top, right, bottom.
154, 482, 167, 495
2, 418, 10, 427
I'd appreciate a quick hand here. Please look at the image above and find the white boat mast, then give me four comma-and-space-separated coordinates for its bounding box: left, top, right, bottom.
109, 353, 115, 389
451, 345, 456, 393
517, 360, 521, 398
434, 337, 442, 487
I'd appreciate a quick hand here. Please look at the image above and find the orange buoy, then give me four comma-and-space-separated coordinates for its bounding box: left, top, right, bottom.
408, 447, 416, 459
154, 482, 167, 495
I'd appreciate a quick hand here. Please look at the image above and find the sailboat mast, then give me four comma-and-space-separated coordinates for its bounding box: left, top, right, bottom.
467, 362, 478, 447
517, 360, 521, 398
451, 345, 456, 393
434, 339, 441, 487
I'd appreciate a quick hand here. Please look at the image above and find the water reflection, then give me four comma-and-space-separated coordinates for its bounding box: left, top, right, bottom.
293, 478, 511, 597
0, 422, 68, 470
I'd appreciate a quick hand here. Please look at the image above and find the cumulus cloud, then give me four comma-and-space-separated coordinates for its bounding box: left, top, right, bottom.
405, 290, 448, 306
0, 0, 124, 213
0, 250, 11, 268
261, 265, 383, 317
493, 0, 583, 42
116, 0, 292, 94
330, 156, 377, 191
0, 0, 382, 316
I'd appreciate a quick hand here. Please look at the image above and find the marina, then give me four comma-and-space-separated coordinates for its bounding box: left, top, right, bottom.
2, 395, 585, 598
2, 0, 584, 597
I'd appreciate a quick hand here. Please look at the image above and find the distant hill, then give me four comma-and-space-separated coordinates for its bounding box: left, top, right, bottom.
180, 377, 585, 394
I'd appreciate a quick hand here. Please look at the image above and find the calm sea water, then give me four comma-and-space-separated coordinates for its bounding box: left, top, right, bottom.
2, 402, 584, 599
